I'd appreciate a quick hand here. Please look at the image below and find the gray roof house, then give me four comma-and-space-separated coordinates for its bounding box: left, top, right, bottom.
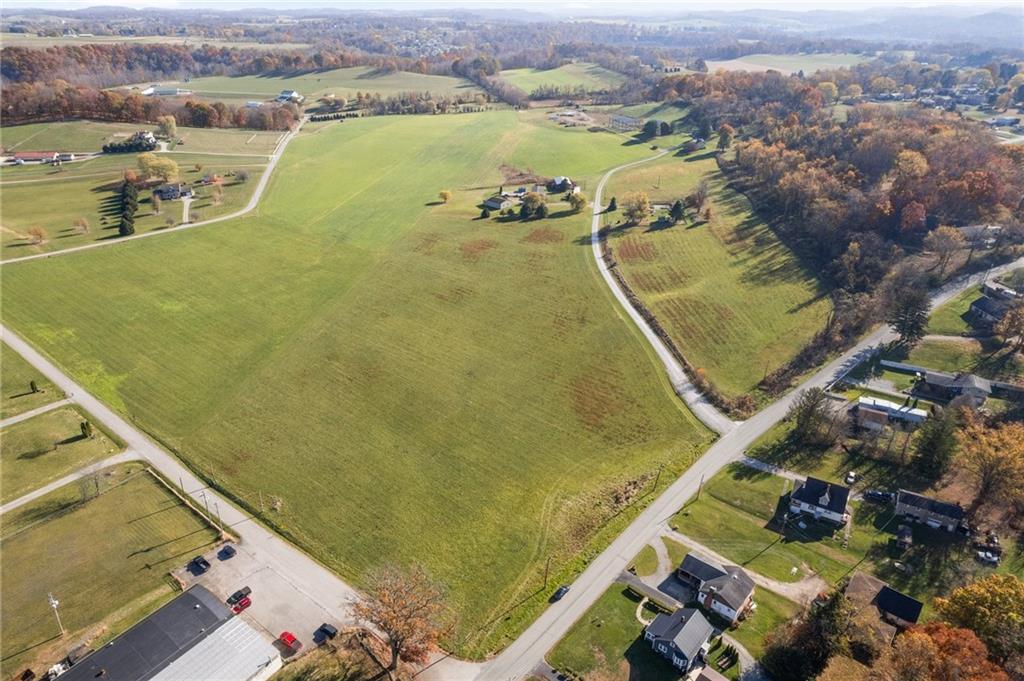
644, 607, 715, 672
789, 476, 851, 525
969, 295, 1011, 325
895, 490, 965, 532
482, 196, 513, 211
677, 553, 755, 624
920, 371, 992, 407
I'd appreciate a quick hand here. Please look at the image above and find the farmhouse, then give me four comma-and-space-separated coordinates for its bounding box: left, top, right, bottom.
845, 572, 923, 641
276, 90, 305, 104
682, 138, 707, 153
483, 196, 514, 211
548, 176, 575, 192
970, 295, 1012, 325
644, 607, 715, 672
789, 476, 851, 525
154, 183, 193, 201
895, 490, 965, 532
12, 151, 60, 163
59, 586, 280, 681
676, 553, 755, 624
854, 395, 928, 430
918, 371, 992, 407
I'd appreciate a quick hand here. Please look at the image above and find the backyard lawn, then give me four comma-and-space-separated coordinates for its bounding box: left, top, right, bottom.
927, 286, 980, 336
0, 405, 123, 503
500, 62, 626, 94
1, 110, 713, 657
604, 154, 831, 399
1, 342, 62, 419
548, 585, 683, 681
903, 338, 1023, 383
0, 463, 219, 674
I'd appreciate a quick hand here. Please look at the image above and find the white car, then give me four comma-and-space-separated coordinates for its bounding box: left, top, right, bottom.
845, 471, 857, 484
977, 551, 1000, 565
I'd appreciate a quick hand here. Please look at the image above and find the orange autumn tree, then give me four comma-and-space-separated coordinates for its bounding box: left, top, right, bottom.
956, 416, 1024, 511
353, 564, 453, 678
880, 622, 1011, 681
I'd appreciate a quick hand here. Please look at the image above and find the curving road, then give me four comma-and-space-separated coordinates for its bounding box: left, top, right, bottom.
588, 151, 738, 436
0, 119, 304, 267
479, 152, 1024, 680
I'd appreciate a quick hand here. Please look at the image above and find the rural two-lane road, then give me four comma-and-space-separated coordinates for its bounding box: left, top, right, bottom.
2, 137, 1021, 680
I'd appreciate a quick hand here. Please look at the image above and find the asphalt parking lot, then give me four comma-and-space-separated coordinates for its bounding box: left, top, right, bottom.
174, 540, 345, 655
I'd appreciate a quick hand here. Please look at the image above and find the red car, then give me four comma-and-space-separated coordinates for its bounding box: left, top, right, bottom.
279, 631, 303, 653
231, 596, 251, 614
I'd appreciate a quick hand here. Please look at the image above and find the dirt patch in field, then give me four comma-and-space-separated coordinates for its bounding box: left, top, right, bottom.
499, 164, 546, 185
459, 238, 498, 261
434, 285, 476, 304
414, 232, 441, 254
521, 226, 564, 244
614, 237, 657, 263
570, 373, 624, 430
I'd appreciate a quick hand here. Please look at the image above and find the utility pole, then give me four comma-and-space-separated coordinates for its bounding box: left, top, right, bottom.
696, 473, 705, 502
653, 462, 664, 493
179, 476, 184, 493
214, 501, 222, 527
259, 490, 265, 514
48, 593, 65, 636
199, 490, 210, 517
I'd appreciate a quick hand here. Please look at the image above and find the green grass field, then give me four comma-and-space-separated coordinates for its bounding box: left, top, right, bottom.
1, 405, 122, 503
903, 338, 1023, 383
1, 342, 63, 419
548, 585, 683, 681
0, 121, 282, 155
706, 53, 868, 74
928, 286, 981, 336
604, 154, 831, 398
1, 155, 265, 257
1, 110, 712, 657
632, 544, 660, 577
732, 588, 799, 659
500, 63, 626, 94
0, 463, 219, 674
124, 66, 482, 103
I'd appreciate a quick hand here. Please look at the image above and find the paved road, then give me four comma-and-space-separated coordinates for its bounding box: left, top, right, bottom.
479, 246, 1023, 680
589, 152, 738, 436
0, 118, 303, 266
0, 450, 141, 515
0, 324, 363, 653
0, 397, 71, 428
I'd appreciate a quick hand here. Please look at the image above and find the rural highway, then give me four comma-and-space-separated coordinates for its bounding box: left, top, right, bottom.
0, 118, 304, 267
478, 152, 1024, 679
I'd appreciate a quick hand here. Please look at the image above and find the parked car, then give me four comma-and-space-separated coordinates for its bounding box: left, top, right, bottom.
977, 551, 1000, 565
190, 556, 211, 574
227, 586, 252, 605
551, 585, 570, 602
845, 471, 857, 485
219, 544, 237, 560
317, 623, 338, 641
231, 596, 252, 614
863, 489, 892, 504
279, 631, 303, 653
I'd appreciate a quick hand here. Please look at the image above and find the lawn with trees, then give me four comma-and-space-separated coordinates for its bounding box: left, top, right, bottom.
0, 405, 123, 503
0, 111, 713, 657
0, 463, 220, 674
0, 152, 266, 257
604, 154, 832, 401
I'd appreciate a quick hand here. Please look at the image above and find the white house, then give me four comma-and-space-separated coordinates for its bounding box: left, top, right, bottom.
676, 553, 755, 624
789, 476, 851, 525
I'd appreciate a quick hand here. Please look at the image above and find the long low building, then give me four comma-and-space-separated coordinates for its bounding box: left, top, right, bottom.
60, 586, 280, 681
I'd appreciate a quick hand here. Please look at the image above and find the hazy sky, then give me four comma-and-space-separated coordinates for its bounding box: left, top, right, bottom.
1, 0, 1017, 12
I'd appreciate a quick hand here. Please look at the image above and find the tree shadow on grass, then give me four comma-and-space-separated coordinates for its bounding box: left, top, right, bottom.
0, 633, 62, 664
128, 527, 212, 559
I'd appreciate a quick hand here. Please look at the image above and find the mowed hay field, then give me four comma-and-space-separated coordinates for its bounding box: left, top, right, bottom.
706, 52, 869, 74
1, 111, 713, 656
0, 463, 219, 674
126, 66, 483, 103
605, 154, 831, 398
500, 63, 627, 93
0, 121, 282, 155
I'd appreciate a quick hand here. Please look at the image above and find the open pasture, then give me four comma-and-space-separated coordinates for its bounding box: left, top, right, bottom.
0, 463, 219, 675
1, 405, 123, 503
124, 66, 483, 103
605, 154, 831, 399
500, 62, 626, 94
706, 53, 869, 74
1, 342, 63, 419
0, 111, 712, 656
1, 121, 147, 153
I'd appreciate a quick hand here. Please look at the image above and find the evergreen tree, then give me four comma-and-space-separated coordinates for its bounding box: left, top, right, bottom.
913, 407, 959, 479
